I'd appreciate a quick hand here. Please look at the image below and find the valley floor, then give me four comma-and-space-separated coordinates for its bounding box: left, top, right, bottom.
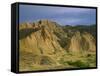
19, 51, 96, 71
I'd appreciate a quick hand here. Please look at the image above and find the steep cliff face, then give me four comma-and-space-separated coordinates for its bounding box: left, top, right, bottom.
69, 31, 96, 52
69, 31, 82, 52
19, 19, 96, 56
19, 19, 96, 71
19, 20, 65, 55
82, 32, 96, 51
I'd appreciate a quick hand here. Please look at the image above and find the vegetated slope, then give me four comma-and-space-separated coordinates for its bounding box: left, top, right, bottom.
19, 19, 96, 71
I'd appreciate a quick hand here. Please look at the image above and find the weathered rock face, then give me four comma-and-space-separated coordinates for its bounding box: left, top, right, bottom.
69, 31, 96, 52
19, 19, 96, 54
19, 20, 65, 55
69, 31, 83, 52
82, 32, 96, 51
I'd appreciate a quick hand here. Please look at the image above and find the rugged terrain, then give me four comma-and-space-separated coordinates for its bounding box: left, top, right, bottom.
19, 19, 96, 71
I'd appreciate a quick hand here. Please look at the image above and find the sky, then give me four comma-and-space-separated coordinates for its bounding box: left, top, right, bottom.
19, 4, 96, 26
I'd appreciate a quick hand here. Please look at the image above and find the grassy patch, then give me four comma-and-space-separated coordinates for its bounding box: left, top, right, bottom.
59, 52, 96, 68
67, 60, 89, 68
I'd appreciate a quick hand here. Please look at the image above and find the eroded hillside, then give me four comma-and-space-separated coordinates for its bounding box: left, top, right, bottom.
19, 20, 96, 71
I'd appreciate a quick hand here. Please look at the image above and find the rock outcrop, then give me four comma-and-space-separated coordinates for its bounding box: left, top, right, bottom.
69, 31, 96, 52
19, 20, 65, 55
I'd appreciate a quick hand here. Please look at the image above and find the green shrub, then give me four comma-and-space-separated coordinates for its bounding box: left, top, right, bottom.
59, 58, 68, 65
67, 60, 89, 68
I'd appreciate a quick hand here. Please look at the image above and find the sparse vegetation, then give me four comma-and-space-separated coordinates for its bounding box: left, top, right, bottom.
67, 60, 89, 68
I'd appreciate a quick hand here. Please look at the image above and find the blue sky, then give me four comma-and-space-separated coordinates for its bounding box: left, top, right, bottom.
19, 4, 96, 26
